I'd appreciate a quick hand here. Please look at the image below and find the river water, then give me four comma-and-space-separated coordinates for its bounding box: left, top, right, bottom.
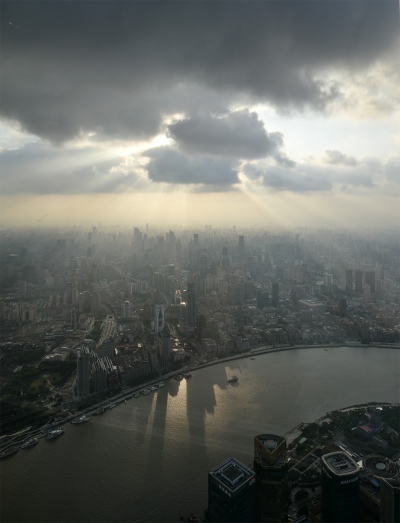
1, 346, 399, 523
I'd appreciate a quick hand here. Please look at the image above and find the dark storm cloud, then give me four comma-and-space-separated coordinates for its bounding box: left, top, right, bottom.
0, 142, 141, 194
168, 110, 283, 159
1, 1, 398, 143
325, 150, 358, 167
143, 147, 239, 187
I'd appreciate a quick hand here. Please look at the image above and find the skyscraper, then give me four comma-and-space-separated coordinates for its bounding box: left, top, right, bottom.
253, 434, 288, 523
187, 282, 197, 327
154, 304, 165, 333
321, 451, 360, 523
380, 478, 400, 523
208, 457, 256, 522
271, 282, 279, 307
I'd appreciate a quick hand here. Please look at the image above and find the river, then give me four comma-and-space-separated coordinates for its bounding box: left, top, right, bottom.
1, 346, 399, 523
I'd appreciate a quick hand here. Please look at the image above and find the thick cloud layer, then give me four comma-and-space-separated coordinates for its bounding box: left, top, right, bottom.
168, 110, 283, 159
1, 1, 398, 143
143, 147, 239, 188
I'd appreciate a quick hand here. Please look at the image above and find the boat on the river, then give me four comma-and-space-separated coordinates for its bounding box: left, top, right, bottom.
46, 427, 65, 440
0, 446, 20, 458
20, 437, 38, 449
71, 415, 90, 424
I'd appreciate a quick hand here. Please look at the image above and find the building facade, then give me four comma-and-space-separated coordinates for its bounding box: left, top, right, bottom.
321, 451, 360, 523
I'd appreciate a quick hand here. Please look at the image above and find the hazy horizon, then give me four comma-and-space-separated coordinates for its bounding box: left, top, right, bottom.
1, 0, 399, 228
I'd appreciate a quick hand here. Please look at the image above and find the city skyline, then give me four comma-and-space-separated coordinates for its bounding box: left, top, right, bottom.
1, 0, 399, 228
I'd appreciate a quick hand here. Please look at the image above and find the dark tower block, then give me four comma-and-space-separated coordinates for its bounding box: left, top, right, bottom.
321, 452, 360, 523
253, 434, 288, 523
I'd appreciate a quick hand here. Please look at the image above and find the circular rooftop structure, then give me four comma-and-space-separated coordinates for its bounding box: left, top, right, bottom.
363, 455, 400, 480
264, 439, 278, 450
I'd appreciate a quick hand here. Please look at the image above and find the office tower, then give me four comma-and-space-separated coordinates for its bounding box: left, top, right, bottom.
380, 478, 400, 523
121, 300, 132, 319
193, 233, 199, 248
187, 282, 197, 326
76, 346, 91, 398
271, 282, 279, 307
365, 270, 376, 293
208, 457, 256, 523
154, 304, 164, 333
355, 269, 363, 293
324, 272, 333, 287
321, 452, 360, 523
238, 235, 245, 258
253, 434, 288, 523
133, 227, 142, 249
70, 308, 78, 327
345, 269, 353, 292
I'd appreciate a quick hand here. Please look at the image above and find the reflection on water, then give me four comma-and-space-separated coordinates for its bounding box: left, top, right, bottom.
1, 347, 399, 523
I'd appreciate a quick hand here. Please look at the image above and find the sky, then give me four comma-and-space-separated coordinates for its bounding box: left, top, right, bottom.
1, 0, 399, 229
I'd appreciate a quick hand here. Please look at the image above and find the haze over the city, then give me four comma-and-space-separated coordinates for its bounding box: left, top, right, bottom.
1, 0, 399, 228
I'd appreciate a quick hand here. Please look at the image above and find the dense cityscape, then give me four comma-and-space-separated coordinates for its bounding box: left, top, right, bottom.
0, 225, 399, 521
1, 0, 399, 520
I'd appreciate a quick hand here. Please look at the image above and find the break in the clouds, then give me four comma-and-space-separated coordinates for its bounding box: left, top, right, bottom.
1, 1, 399, 143
168, 110, 283, 160
0, 142, 143, 194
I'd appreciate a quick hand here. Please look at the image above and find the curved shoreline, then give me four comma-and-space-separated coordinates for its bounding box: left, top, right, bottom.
1, 342, 399, 447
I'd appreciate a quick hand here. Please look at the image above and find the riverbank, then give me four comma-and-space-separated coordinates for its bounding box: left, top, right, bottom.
1, 342, 399, 449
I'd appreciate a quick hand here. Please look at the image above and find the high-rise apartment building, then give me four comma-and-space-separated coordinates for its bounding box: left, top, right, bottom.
208, 457, 256, 522
321, 451, 360, 523
253, 434, 288, 523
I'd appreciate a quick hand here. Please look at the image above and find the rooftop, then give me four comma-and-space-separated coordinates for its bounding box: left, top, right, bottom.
210, 458, 254, 491
322, 452, 359, 476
